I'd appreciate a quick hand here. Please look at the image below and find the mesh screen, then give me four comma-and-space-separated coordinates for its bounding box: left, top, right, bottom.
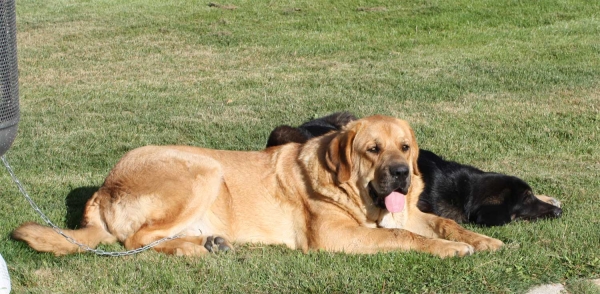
0, 0, 19, 129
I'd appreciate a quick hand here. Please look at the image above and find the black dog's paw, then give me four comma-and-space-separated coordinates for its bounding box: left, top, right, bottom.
204, 236, 232, 253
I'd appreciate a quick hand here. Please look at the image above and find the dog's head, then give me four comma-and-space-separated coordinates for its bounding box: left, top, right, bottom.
325, 115, 420, 213
266, 125, 309, 147
470, 175, 563, 226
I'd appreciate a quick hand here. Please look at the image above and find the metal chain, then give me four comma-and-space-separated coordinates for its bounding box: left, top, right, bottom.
1, 155, 183, 257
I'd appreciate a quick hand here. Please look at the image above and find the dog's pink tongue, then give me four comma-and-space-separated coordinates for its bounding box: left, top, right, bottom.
384, 191, 405, 213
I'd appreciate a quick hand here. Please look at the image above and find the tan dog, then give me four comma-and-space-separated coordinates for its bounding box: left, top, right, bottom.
13, 115, 502, 258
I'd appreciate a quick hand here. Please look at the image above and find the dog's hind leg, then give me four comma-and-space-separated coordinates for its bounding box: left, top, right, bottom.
120, 152, 232, 256
124, 218, 234, 256
136, 235, 232, 256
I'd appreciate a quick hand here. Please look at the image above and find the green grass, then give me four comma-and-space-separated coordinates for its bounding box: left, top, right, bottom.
1, 0, 599, 292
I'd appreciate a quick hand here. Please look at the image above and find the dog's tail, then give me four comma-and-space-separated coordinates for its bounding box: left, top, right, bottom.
12, 191, 117, 256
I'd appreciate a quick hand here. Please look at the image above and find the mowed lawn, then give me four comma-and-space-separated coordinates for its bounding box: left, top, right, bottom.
1, 0, 599, 293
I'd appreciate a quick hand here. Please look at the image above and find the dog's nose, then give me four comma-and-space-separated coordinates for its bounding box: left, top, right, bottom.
552, 207, 562, 217
389, 164, 409, 179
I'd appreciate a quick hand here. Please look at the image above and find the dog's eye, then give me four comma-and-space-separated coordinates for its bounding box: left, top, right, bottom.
367, 146, 380, 154
401, 144, 410, 152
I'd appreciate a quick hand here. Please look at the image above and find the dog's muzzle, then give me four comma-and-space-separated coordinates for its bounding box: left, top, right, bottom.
369, 164, 411, 212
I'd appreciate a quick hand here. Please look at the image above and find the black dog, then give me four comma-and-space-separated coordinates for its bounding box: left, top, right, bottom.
266, 112, 562, 226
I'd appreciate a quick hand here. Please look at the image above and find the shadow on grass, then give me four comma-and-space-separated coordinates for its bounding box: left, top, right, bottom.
65, 186, 99, 229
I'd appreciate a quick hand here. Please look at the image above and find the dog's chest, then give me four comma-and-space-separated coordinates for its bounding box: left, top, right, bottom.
377, 210, 407, 229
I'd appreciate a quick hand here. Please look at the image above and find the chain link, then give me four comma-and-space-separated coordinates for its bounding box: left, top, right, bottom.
1, 155, 183, 257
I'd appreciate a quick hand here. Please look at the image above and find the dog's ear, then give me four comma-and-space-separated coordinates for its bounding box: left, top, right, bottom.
408, 127, 421, 176
326, 129, 356, 183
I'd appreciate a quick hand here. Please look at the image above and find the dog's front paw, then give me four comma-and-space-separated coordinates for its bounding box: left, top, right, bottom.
433, 240, 475, 258
471, 236, 503, 252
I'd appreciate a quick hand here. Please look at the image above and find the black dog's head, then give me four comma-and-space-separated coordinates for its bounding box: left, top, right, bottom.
469, 175, 562, 226
266, 125, 309, 148
266, 112, 357, 148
